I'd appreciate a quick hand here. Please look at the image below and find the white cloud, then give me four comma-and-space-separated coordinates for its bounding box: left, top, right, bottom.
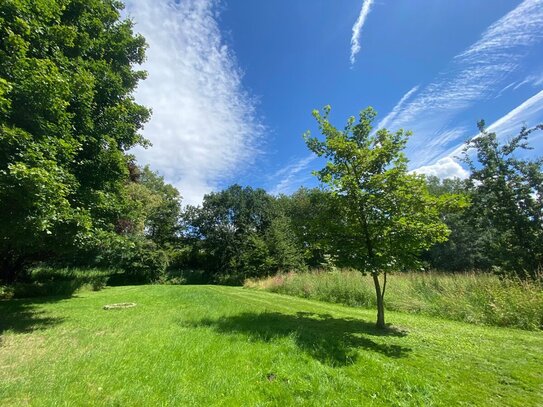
381, 0, 543, 168
271, 154, 317, 195
411, 157, 469, 179
350, 0, 374, 65
375, 85, 419, 131
124, 0, 262, 205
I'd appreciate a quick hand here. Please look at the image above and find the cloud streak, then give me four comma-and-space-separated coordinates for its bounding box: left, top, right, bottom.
350, 0, 374, 65
124, 0, 261, 205
271, 155, 317, 195
382, 0, 543, 168
413, 90, 543, 177
375, 85, 419, 130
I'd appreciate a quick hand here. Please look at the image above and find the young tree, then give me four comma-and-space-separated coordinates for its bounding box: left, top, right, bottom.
461, 122, 543, 278
304, 106, 461, 328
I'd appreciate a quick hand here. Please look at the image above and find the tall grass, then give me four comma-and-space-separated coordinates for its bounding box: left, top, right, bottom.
245, 270, 543, 331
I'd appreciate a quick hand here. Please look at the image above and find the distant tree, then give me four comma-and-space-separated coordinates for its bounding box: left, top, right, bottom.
304, 106, 463, 328
461, 121, 543, 278
423, 176, 493, 271
0, 0, 150, 281
278, 188, 344, 268
184, 185, 304, 284
138, 166, 182, 246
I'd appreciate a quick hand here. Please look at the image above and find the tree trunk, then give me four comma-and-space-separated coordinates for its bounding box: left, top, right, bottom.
372, 272, 385, 328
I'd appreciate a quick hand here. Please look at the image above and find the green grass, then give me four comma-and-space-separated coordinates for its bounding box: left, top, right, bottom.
1, 285, 542, 406
246, 270, 543, 330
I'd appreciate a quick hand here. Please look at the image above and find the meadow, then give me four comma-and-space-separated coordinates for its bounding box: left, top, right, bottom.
1, 284, 542, 406
245, 270, 543, 331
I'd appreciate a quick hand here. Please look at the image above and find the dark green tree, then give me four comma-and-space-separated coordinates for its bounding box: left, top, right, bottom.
0, 0, 150, 281
461, 122, 543, 278
184, 185, 303, 284
277, 188, 344, 268
423, 176, 493, 271
305, 106, 463, 328
136, 166, 182, 246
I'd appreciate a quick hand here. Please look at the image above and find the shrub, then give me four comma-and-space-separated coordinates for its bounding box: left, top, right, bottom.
0, 267, 114, 299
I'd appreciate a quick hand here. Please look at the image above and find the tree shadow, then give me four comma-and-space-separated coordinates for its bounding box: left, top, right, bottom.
188, 311, 411, 366
0, 296, 66, 338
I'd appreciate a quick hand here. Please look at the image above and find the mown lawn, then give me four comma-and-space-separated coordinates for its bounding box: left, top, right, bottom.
1, 285, 542, 406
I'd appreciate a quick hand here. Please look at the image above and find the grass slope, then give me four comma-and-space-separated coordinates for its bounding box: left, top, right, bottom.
1, 285, 542, 406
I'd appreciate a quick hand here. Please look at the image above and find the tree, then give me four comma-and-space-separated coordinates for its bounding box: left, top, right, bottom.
184, 185, 304, 284
304, 106, 461, 328
131, 166, 182, 246
278, 187, 345, 268
0, 0, 150, 281
461, 121, 543, 278
423, 176, 493, 271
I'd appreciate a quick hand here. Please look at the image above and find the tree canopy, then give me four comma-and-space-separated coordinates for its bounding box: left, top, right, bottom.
304, 106, 464, 327
0, 0, 150, 280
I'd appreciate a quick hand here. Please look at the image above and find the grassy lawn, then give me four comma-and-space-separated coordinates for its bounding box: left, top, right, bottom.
1, 285, 542, 406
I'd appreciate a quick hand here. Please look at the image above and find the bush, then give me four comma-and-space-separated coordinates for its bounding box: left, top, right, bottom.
78, 230, 169, 283
0, 267, 114, 299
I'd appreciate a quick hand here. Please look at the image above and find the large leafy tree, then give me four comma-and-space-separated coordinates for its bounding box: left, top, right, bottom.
461, 122, 543, 278
0, 0, 150, 281
305, 106, 462, 328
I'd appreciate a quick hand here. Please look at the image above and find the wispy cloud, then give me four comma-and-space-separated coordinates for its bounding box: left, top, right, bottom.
271, 155, 317, 195
514, 72, 543, 90
382, 0, 543, 168
445, 89, 543, 159
124, 0, 262, 205
350, 0, 374, 65
414, 90, 543, 177
375, 85, 419, 130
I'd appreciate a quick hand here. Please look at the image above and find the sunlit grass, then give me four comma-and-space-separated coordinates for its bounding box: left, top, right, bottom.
1, 285, 542, 405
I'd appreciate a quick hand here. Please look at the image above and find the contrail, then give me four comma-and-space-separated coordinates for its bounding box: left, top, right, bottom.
350, 0, 374, 65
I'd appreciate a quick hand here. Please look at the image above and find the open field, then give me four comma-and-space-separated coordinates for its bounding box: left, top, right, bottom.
246, 270, 543, 330
1, 285, 542, 406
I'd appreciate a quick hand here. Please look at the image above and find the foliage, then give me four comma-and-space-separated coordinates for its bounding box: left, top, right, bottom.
461, 122, 543, 278
304, 105, 465, 327
137, 166, 182, 246
246, 270, 543, 331
1, 285, 542, 405
0, 0, 150, 281
423, 176, 494, 271
0, 266, 114, 299
183, 185, 304, 284
77, 230, 169, 283
277, 188, 343, 267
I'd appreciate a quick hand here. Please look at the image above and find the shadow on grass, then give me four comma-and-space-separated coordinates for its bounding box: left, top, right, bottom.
0, 296, 66, 336
189, 311, 410, 366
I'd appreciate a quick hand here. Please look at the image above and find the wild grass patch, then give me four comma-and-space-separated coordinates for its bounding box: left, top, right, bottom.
245, 270, 543, 330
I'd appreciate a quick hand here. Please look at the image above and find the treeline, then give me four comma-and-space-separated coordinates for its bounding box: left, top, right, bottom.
1, 0, 542, 285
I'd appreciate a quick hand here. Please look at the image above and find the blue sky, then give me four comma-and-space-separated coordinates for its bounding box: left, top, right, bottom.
124, 0, 543, 204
